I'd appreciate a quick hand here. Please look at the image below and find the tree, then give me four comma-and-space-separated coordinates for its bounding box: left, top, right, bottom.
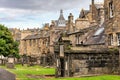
0, 24, 19, 58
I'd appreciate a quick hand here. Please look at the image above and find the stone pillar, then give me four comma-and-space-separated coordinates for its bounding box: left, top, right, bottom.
56, 59, 59, 67
65, 54, 71, 77
65, 60, 68, 77
60, 45, 64, 57
68, 55, 73, 77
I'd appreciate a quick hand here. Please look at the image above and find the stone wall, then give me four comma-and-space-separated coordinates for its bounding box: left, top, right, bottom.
66, 53, 118, 77
75, 19, 90, 30
21, 38, 49, 55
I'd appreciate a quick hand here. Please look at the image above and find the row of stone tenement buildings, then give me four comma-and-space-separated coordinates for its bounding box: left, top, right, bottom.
9, 0, 120, 77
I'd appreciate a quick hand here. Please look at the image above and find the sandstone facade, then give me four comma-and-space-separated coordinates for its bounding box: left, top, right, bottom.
105, 0, 120, 47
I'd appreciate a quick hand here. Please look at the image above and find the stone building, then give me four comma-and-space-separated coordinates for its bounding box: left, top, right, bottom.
9, 26, 50, 65
55, 0, 120, 77
19, 24, 51, 65
75, 1, 104, 31
104, 0, 120, 47
9, 10, 67, 66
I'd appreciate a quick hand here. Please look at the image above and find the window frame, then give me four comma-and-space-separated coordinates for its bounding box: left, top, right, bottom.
109, 1, 114, 18
117, 33, 120, 46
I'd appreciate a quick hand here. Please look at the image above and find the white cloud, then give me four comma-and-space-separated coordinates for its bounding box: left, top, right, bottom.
0, 0, 90, 10
0, 0, 104, 29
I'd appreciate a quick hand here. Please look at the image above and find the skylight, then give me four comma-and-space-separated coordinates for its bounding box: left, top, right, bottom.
94, 27, 104, 36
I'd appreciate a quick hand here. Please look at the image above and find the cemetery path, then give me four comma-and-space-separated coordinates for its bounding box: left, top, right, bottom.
0, 68, 16, 80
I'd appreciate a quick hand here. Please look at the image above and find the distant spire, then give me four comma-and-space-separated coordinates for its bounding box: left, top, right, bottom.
57, 9, 66, 27
60, 9, 63, 14
58, 9, 65, 20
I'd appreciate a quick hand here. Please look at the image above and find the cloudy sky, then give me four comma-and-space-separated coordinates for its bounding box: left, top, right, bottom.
0, 0, 103, 29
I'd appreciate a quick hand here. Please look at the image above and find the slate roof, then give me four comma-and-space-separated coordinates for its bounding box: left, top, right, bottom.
23, 33, 49, 40
66, 22, 105, 45
23, 34, 41, 40
84, 23, 105, 45
67, 25, 96, 35
72, 24, 104, 46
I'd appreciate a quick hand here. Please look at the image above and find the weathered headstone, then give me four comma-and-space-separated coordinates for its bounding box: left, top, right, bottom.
6, 56, 15, 69
0, 68, 16, 80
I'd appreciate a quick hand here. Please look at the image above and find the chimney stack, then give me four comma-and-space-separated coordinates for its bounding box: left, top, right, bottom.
92, 0, 94, 5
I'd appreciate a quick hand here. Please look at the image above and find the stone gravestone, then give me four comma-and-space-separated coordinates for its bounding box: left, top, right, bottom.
0, 68, 16, 80
6, 56, 15, 69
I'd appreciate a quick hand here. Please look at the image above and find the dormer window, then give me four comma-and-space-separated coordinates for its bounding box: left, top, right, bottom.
109, 1, 114, 18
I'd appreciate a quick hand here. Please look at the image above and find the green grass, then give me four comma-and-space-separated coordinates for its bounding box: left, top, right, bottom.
49, 75, 120, 80
0, 65, 55, 80
0, 65, 120, 80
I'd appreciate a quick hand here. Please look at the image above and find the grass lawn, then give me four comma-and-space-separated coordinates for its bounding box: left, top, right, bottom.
0, 65, 120, 80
